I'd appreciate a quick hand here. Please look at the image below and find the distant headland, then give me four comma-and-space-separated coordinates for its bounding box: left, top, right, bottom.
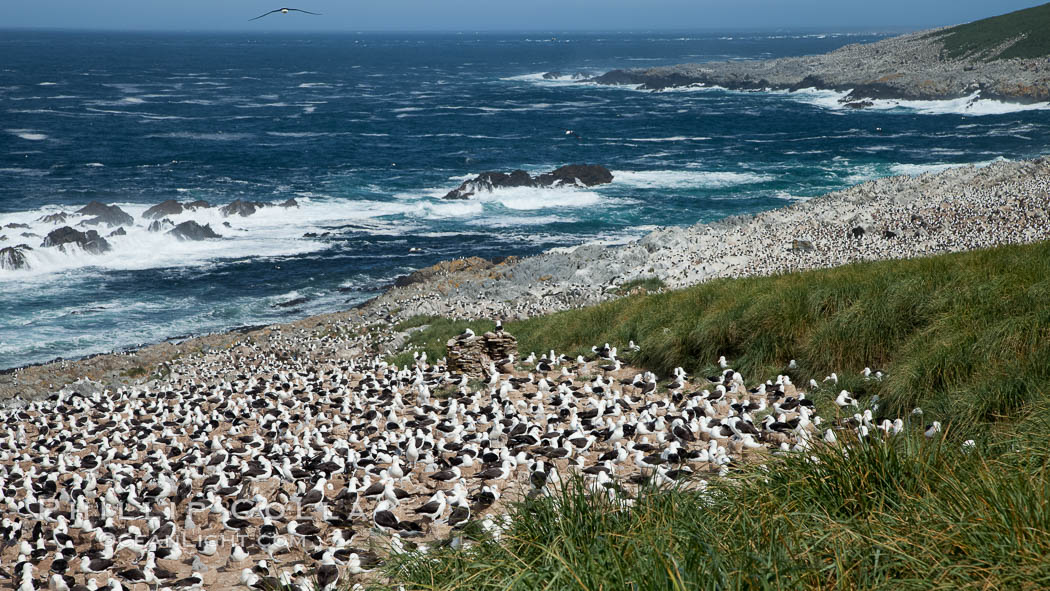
588, 3, 1050, 105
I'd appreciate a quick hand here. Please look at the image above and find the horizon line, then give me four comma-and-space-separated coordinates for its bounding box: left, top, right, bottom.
0, 25, 925, 35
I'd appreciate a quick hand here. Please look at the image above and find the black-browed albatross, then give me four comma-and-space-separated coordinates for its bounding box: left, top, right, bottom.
249, 8, 322, 21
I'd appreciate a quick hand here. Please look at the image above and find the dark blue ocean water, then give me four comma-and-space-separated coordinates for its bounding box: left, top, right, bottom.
2, 30, 1048, 369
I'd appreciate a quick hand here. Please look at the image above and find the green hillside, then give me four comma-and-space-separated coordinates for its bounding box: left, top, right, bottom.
931, 2, 1050, 60
378, 240, 1050, 590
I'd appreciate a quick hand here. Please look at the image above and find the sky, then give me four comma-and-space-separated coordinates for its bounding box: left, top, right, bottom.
3, 0, 1046, 32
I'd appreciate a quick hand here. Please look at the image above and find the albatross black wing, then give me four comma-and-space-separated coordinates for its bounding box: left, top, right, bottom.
249, 9, 284, 21
249, 8, 322, 21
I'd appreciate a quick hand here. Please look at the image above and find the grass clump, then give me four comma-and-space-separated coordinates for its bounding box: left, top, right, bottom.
614, 276, 666, 296
929, 2, 1050, 61
380, 433, 1050, 591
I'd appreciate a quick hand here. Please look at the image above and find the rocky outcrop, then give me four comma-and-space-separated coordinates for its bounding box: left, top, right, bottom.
37, 213, 70, 225
143, 200, 185, 219
41, 226, 111, 254
108, 227, 127, 237
0, 246, 31, 270
4, 223, 30, 230
274, 297, 309, 309
279, 198, 299, 208
536, 164, 614, 187
443, 164, 613, 200
446, 328, 518, 379
393, 256, 517, 288
220, 199, 268, 217
185, 200, 212, 211
168, 221, 221, 241
76, 201, 134, 228
148, 219, 176, 233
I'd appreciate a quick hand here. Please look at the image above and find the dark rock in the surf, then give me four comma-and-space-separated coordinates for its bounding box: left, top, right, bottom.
303, 232, 318, 238
185, 200, 212, 211
220, 199, 268, 217
108, 227, 127, 237
0, 235, 6, 242
592, 70, 651, 86
168, 221, 222, 241
443, 164, 613, 200
143, 199, 185, 219
843, 100, 874, 109
20, 232, 39, 239
4, 223, 30, 230
536, 164, 614, 187
38, 212, 70, 225
279, 198, 299, 208
148, 218, 176, 233
443, 170, 533, 200
274, 297, 309, 308
0, 246, 30, 270
222, 222, 232, 228
76, 201, 134, 227
42, 226, 111, 254
542, 71, 563, 80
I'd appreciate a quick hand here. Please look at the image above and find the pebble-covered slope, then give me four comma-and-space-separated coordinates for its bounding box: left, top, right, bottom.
369, 157, 1050, 321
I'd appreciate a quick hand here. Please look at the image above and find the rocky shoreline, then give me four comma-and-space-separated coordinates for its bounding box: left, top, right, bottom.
2, 156, 1049, 400
588, 27, 1050, 105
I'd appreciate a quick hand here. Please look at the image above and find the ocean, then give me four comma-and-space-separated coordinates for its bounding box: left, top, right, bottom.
2, 30, 1048, 369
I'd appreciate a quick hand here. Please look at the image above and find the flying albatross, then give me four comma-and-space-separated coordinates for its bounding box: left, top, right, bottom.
249, 8, 322, 21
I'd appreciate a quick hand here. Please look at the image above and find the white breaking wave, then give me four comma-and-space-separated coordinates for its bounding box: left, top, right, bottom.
0, 197, 415, 279
473, 185, 602, 211
499, 72, 599, 88
6, 129, 48, 141
265, 131, 330, 138
393, 183, 607, 219
626, 136, 712, 142
147, 132, 254, 141
889, 157, 1005, 177
788, 88, 1050, 116
612, 169, 774, 189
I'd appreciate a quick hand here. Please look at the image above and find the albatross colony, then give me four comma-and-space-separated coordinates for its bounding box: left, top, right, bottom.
1, 323, 908, 591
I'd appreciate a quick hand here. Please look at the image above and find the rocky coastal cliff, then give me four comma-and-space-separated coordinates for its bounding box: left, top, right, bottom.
591, 4, 1050, 104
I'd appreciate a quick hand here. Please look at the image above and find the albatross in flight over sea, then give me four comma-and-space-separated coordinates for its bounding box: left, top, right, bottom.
249, 8, 322, 21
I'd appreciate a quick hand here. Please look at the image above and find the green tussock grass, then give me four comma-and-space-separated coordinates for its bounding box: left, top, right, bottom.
377, 431, 1050, 591
375, 240, 1050, 590
929, 2, 1050, 61
614, 276, 666, 296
